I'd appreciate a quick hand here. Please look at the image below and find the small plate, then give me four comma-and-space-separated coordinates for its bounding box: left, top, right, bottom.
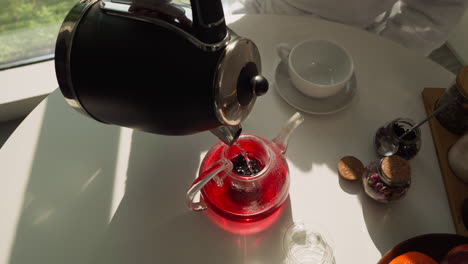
275, 62, 357, 115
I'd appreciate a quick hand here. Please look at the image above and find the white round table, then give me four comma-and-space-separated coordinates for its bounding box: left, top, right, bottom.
0, 15, 456, 264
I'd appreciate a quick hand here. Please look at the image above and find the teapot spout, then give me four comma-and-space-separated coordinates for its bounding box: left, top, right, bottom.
210, 124, 242, 146
272, 112, 304, 154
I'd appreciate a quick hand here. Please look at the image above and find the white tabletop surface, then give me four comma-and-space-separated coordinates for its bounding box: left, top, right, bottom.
0, 14, 457, 264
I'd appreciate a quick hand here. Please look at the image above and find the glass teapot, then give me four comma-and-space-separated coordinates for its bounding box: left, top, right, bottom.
186, 113, 304, 221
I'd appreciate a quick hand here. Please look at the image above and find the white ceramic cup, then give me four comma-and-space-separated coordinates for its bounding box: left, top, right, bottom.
277, 40, 354, 98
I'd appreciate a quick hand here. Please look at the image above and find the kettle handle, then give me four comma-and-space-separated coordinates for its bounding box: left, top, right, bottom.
186, 159, 233, 211
190, 0, 227, 44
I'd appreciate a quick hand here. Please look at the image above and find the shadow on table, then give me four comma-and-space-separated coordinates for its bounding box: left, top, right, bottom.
339, 174, 442, 257
265, 68, 435, 256
8, 92, 121, 264
90, 130, 293, 264
358, 191, 426, 256
229, 15, 390, 178
245, 85, 377, 175
5, 86, 296, 264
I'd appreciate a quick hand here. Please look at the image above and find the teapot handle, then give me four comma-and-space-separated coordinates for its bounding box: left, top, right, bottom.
276, 43, 292, 66
186, 159, 233, 211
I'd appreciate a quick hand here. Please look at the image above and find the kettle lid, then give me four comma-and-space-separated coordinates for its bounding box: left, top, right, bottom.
214, 35, 269, 126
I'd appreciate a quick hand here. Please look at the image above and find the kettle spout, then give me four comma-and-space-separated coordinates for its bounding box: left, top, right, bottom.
210, 125, 242, 146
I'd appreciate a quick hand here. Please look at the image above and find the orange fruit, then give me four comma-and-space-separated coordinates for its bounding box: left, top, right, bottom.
448, 244, 468, 255
389, 251, 438, 264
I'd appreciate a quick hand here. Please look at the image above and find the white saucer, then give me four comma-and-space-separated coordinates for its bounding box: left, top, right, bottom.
275, 62, 357, 115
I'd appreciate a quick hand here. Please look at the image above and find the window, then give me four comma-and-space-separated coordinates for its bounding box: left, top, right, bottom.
0, 0, 234, 70
0, 0, 77, 70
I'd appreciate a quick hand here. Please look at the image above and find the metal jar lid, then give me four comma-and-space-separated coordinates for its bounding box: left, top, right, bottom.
378, 155, 411, 186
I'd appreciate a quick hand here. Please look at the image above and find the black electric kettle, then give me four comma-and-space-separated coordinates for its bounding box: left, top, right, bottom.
55, 0, 268, 145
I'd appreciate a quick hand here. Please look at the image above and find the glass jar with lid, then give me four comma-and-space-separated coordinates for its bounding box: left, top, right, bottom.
362, 155, 411, 203
374, 118, 421, 160
435, 66, 468, 135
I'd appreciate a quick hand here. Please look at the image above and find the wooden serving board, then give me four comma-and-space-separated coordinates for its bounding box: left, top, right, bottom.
422, 88, 468, 236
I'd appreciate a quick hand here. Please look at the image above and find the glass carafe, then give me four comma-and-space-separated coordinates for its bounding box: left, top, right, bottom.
186, 113, 304, 221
